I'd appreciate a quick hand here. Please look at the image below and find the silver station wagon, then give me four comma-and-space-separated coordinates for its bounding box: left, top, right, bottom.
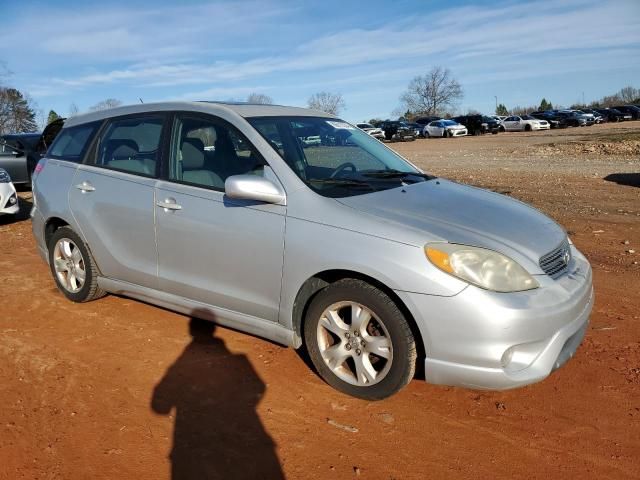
31, 102, 593, 399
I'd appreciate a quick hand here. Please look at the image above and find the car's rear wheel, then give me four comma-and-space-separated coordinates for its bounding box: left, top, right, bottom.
48, 226, 106, 303
303, 279, 416, 400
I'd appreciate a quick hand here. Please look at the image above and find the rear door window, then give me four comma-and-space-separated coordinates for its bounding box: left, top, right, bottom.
47, 122, 100, 162
94, 116, 164, 177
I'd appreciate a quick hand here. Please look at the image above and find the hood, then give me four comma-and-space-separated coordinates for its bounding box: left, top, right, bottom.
337, 179, 566, 269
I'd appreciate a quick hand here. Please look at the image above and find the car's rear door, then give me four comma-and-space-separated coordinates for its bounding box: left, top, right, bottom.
68, 113, 168, 289
154, 112, 286, 322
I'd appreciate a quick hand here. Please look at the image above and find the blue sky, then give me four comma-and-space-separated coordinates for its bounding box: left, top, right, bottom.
1, 0, 639, 123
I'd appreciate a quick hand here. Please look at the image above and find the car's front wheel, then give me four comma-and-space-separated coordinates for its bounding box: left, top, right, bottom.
303, 279, 416, 400
48, 226, 106, 303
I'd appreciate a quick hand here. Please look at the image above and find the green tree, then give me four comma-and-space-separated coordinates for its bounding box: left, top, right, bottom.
495, 103, 508, 116
539, 98, 553, 111
0, 87, 38, 134
47, 110, 61, 124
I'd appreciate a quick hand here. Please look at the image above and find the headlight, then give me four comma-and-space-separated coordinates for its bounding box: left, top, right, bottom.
425, 243, 539, 292
0, 168, 11, 183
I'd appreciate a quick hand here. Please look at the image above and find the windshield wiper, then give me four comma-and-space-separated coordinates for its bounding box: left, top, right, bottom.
362, 169, 435, 180
307, 178, 373, 188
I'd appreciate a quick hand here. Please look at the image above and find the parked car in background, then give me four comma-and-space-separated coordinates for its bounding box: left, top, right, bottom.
554, 111, 588, 127
501, 115, 550, 132
356, 123, 385, 140
406, 122, 423, 138
0, 118, 65, 186
613, 105, 640, 120
380, 120, 416, 141
414, 115, 442, 126
530, 111, 566, 129
30, 101, 593, 399
424, 119, 468, 138
578, 108, 606, 123
595, 108, 630, 122
0, 168, 19, 215
301, 135, 321, 147
452, 115, 500, 135
560, 110, 595, 126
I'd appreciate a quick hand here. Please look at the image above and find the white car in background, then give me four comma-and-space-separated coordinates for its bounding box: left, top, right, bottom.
356, 123, 385, 140
425, 119, 467, 138
502, 115, 550, 132
0, 168, 19, 216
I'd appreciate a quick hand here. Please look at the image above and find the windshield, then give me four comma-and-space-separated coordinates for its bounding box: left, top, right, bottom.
248, 116, 431, 198
521, 115, 535, 120
442, 120, 457, 126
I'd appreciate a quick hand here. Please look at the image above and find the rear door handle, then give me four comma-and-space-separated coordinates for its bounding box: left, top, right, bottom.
156, 198, 182, 211
75, 181, 95, 193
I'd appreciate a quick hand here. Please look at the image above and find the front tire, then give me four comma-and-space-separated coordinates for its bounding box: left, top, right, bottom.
48, 226, 106, 303
303, 279, 416, 400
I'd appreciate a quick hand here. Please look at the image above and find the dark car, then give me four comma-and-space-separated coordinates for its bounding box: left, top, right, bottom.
414, 115, 442, 126
406, 122, 423, 138
613, 105, 640, 120
530, 111, 567, 129
595, 108, 630, 122
553, 111, 587, 127
0, 118, 65, 185
578, 108, 606, 123
452, 115, 500, 135
380, 120, 416, 141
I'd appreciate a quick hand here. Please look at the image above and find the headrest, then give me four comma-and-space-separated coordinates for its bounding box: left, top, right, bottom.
105, 139, 138, 161
181, 139, 205, 169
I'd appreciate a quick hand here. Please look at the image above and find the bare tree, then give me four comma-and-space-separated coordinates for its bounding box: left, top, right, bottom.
89, 98, 123, 111
400, 67, 463, 115
307, 91, 346, 115
246, 93, 273, 104
618, 86, 639, 103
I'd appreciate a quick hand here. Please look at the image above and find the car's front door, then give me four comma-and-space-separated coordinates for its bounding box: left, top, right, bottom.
68, 114, 167, 289
155, 113, 286, 322
503, 116, 517, 131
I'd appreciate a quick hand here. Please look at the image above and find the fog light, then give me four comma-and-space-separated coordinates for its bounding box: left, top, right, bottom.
501, 347, 514, 368
501, 340, 548, 373
9, 196, 17, 205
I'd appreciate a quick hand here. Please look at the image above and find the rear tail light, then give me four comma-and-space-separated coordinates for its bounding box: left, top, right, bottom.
34, 159, 46, 174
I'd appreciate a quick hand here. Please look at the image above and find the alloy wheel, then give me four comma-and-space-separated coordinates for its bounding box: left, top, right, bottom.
52, 238, 86, 293
316, 301, 393, 386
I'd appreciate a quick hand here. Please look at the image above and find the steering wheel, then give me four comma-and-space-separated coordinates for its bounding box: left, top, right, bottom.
329, 162, 357, 179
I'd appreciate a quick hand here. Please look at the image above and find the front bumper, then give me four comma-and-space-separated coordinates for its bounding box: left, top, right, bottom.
396, 245, 593, 390
0, 187, 19, 215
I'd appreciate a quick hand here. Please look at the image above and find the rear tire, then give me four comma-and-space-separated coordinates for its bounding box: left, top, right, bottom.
48, 226, 106, 303
303, 279, 416, 400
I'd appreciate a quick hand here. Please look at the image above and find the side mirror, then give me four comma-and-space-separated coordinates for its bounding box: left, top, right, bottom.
225, 175, 286, 205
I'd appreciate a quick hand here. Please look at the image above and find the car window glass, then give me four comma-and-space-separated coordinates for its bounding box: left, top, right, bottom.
169, 116, 266, 190
249, 116, 423, 198
48, 122, 100, 162
95, 116, 163, 176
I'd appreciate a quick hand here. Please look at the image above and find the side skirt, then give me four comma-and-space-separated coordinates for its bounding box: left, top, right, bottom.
98, 277, 298, 347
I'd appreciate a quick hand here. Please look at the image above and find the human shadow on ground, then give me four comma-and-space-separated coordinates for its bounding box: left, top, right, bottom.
151, 314, 284, 480
604, 173, 640, 188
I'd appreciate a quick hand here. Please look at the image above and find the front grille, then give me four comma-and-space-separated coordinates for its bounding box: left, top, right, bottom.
539, 238, 571, 277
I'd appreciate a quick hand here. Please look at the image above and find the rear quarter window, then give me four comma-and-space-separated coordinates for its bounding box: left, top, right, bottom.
47, 122, 100, 162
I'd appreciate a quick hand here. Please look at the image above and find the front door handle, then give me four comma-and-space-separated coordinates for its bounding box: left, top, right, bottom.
75, 181, 95, 193
156, 198, 182, 211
